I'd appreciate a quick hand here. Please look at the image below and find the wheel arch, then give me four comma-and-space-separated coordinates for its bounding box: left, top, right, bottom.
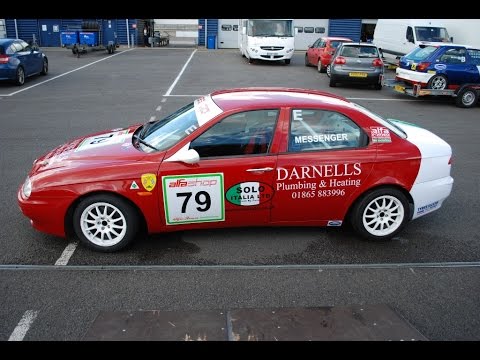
344, 183, 414, 225
64, 190, 148, 239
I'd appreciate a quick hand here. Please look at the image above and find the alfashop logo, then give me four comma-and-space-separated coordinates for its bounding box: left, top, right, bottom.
169, 178, 217, 188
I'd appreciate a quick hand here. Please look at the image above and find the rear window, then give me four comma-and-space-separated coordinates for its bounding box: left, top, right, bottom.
330, 41, 345, 49
405, 46, 438, 61
340, 45, 379, 58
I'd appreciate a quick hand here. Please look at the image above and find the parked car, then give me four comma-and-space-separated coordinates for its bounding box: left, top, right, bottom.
396, 43, 480, 90
18, 88, 453, 252
0, 38, 48, 86
305, 36, 353, 72
328, 42, 384, 89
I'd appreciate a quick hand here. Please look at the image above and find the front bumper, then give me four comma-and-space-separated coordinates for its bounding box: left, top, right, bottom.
17, 186, 74, 238
247, 49, 293, 61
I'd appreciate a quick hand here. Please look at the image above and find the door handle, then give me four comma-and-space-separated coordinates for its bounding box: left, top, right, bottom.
246, 167, 274, 172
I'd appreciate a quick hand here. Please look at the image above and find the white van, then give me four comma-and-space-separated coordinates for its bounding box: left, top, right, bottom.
373, 19, 452, 65
238, 19, 295, 65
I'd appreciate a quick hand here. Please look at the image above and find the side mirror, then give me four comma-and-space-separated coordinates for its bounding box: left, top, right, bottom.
164, 144, 200, 164
307, 44, 312, 48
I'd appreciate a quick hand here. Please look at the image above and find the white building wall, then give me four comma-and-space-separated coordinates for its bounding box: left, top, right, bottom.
153, 19, 198, 45
0, 19, 6, 38
293, 19, 329, 50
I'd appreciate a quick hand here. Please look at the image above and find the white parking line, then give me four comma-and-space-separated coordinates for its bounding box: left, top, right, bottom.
156, 105, 162, 111
164, 49, 197, 96
8, 310, 39, 341
55, 242, 78, 266
0, 49, 135, 97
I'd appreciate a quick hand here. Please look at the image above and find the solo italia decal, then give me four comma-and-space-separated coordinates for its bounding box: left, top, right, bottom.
226, 182, 274, 206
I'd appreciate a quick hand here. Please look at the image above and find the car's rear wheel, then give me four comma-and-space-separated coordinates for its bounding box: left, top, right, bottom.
455, 87, 478, 108
350, 187, 410, 241
318, 60, 326, 73
73, 194, 139, 252
40, 59, 48, 75
326, 64, 331, 78
304, 54, 309, 66
15, 67, 25, 86
427, 74, 448, 90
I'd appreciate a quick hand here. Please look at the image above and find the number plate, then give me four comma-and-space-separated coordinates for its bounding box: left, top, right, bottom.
267, 52, 275, 56
348, 72, 367, 77
162, 173, 225, 225
394, 84, 406, 92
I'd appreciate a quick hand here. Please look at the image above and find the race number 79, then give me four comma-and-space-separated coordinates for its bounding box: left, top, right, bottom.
162, 173, 224, 225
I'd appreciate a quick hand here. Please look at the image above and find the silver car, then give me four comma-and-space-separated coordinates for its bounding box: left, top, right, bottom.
327, 43, 384, 90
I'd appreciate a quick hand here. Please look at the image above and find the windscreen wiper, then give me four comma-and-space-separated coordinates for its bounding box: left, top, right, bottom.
132, 134, 159, 151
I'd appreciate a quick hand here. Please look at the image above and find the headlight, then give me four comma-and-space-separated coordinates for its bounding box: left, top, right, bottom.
22, 177, 32, 198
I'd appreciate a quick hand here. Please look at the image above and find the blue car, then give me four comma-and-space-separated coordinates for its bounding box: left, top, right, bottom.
0, 38, 48, 86
395, 44, 480, 90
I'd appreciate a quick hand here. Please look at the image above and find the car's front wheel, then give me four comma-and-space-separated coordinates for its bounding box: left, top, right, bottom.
304, 54, 309, 66
427, 74, 448, 90
40, 59, 48, 75
350, 187, 410, 241
15, 66, 25, 86
73, 194, 139, 252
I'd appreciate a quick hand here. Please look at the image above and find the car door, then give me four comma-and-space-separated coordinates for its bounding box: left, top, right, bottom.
271, 108, 377, 224
12, 41, 30, 73
308, 39, 322, 65
466, 49, 480, 83
158, 109, 282, 231
437, 47, 475, 85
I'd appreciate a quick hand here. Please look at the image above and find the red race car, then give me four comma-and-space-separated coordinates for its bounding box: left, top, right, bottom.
18, 88, 454, 252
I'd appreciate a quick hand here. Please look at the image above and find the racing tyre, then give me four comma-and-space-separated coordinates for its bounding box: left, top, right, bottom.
15, 66, 25, 86
73, 194, 140, 252
350, 187, 410, 242
455, 87, 478, 108
326, 64, 331, 78
40, 59, 48, 75
305, 54, 309, 66
427, 74, 448, 90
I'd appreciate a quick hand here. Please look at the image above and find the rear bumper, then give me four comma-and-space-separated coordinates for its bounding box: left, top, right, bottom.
410, 176, 454, 220
396, 67, 434, 87
0, 66, 16, 81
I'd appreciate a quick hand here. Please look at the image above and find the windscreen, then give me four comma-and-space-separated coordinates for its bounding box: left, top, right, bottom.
414, 27, 450, 42
247, 20, 293, 37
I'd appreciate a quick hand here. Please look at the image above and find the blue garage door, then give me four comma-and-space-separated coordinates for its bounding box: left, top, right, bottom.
5, 19, 39, 43
198, 19, 218, 46
38, 19, 61, 46
328, 19, 362, 42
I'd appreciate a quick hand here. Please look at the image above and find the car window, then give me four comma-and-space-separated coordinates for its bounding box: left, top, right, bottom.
190, 109, 278, 158
330, 41, 344, 49
405, 46, 438, 61
319, 40, 326, 48
467, 49, 480, 65
439, 48, 467, 64
12, 42, 24, 52
288, 109, 364, 152
340, 45, 378, 58
312, 39, 321, 48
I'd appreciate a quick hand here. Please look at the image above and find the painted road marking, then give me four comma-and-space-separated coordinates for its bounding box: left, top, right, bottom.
1, 261, 480, 271
8, 310, 39, 341
149, 116, 156, 122
0, 49, 135, 97
161, 98, 167, 103
156, 105, 162, 111
54, 242, 78, 266
164, 49, 197, 96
